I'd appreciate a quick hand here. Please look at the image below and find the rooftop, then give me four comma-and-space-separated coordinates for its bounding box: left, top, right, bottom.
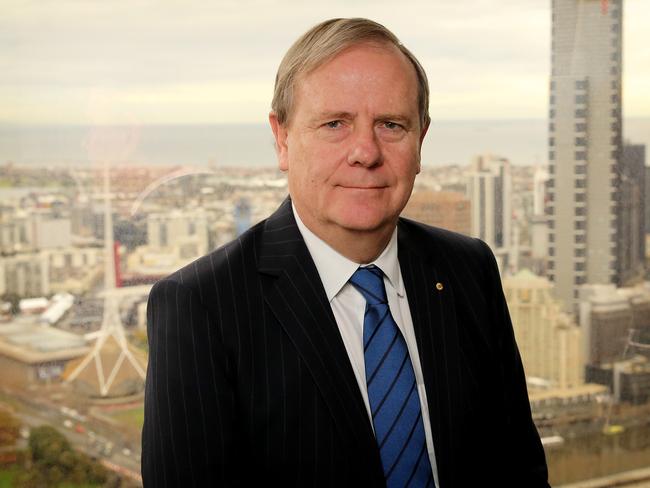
0, 318, 89, 364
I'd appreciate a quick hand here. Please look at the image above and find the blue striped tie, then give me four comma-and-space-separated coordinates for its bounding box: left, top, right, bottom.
350, 266, 434, 488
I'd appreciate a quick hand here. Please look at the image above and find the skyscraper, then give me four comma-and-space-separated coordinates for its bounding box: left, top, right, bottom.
531, 164, 551, 267
466, 154, 512, 261
618, 143, 646, 285
547, 0, 623, 311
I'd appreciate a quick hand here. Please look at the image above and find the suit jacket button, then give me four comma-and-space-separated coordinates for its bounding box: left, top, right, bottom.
435, 282, 443, 291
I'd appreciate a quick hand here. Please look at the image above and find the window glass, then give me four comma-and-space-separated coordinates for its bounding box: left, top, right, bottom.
1, 2, 649, 486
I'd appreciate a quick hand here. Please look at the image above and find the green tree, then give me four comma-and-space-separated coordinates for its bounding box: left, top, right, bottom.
18, 425, 109, 486
29, 425, 71, 464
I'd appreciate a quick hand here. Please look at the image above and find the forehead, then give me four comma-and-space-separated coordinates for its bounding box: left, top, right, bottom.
292, 42, 419, 116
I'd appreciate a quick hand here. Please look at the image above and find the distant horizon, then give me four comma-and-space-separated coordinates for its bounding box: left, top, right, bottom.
2, 119, 649, 168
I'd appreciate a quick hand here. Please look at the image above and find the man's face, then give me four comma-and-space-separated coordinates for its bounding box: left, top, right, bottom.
270, 42, 428, 241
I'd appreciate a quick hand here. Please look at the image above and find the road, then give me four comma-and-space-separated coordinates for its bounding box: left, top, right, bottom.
5, 391, 142, 485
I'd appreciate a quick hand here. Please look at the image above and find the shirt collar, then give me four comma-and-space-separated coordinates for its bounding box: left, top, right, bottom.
292, 202, 403, 302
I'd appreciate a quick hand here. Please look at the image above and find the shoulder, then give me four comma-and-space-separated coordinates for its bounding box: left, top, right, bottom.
149, 218, 267, 304
397, 216, 501, 295
398, 216, 493, 263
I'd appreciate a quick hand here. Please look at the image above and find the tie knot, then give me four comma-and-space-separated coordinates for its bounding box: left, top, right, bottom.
349, 265, 387, 305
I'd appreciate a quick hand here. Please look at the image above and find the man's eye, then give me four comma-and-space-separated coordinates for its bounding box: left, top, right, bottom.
383, 121, 402, 130
325, 120, 342, 129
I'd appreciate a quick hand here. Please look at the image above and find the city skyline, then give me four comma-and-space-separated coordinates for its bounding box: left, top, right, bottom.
2, 0, 650, 125
2, 3, 650, 484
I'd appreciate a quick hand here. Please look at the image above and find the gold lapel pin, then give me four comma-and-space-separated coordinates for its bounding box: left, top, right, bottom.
435, 282, 444, 291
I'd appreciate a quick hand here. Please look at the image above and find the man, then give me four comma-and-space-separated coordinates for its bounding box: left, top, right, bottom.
142, 18, 549, 487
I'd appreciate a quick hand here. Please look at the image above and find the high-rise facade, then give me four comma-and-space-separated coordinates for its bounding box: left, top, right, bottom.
547, 0, 623, 311
645, 157, 650, 233
503, 269, 584, 389
466, 154, 512, 251
531, 164, 551, 263
618, 143, 646, 285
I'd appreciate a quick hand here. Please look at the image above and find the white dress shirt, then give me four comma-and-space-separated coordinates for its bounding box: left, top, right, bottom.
292, 204, 440, 487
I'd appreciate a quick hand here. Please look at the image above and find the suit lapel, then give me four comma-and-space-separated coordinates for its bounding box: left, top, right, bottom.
258, 199, 382, 467
398, 220, 463, 487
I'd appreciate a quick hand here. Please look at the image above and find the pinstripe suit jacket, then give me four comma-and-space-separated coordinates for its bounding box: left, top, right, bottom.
142, 197, 549, 487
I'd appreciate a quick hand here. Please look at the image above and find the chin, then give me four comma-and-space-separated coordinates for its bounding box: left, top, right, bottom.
332, 211, 394, 234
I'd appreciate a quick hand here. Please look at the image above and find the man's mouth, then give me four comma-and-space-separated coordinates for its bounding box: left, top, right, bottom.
337, 185, 388, 190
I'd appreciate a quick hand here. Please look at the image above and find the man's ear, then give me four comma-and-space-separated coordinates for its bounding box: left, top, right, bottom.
419, 119, 430, 146
416, 119, 430, 175
269, 112, 289, 172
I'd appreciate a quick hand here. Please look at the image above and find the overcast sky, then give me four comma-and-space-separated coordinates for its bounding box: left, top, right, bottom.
2, 0, 649, 125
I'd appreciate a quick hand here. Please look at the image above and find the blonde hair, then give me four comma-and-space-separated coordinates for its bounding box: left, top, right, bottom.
272, 18, 430, 129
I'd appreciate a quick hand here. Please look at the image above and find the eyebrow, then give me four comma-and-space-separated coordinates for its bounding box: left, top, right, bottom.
312, 111, 355, 122
376, 114, 412, 124
311, 111, 413, 124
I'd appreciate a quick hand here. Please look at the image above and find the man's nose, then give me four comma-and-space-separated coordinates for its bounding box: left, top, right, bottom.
346, 125, 382, 167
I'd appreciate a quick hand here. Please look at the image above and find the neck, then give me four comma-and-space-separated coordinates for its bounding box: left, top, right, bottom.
294, 205, 395, 264
331, 228, 394, 264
